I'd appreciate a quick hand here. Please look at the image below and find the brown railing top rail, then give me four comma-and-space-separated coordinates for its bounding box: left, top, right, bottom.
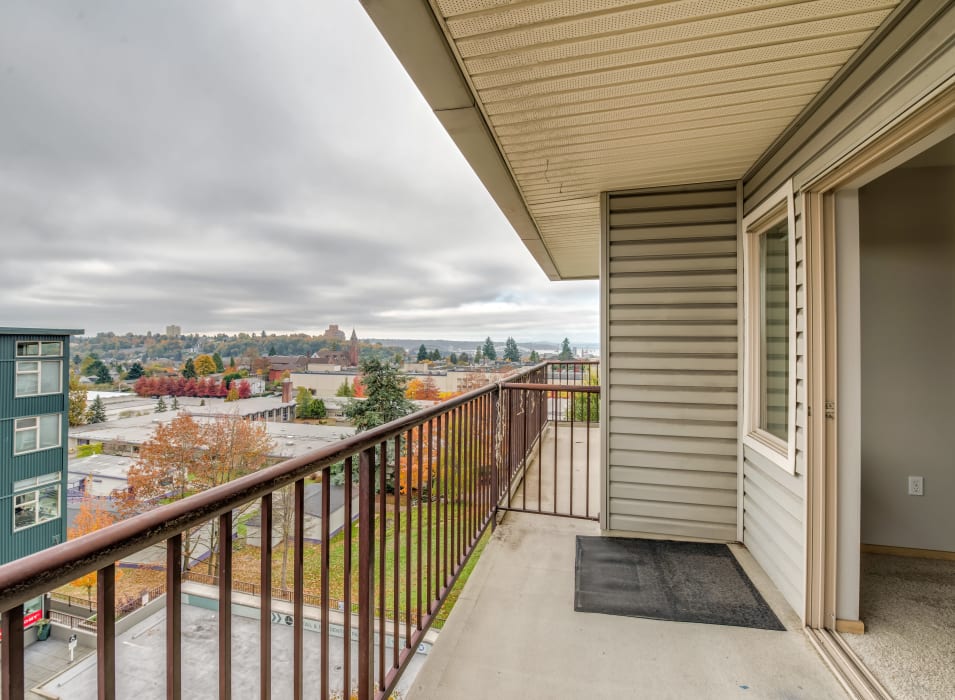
0, 360, 596, 610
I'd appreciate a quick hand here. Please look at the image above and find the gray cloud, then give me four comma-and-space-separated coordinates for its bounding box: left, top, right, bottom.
0, 0, 597, 343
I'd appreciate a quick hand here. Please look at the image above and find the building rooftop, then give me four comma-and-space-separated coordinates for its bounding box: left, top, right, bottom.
0, 327, 84, 335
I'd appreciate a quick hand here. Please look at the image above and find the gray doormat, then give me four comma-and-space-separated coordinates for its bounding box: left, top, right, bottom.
574, 536, 785, 631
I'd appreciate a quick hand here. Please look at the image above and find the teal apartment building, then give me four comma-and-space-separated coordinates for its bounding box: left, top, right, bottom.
1, 328, 81, 568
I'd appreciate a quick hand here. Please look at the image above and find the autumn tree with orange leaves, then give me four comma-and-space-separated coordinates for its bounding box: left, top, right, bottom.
69, 484, 119, 605
117, 414, 273, 571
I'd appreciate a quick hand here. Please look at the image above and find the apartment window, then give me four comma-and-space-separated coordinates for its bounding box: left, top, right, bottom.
13, 473, 60, 531
742, 183, 796, 473
16, 341, 62, 357
13, 414, 61, 454
15, 360, 62, 396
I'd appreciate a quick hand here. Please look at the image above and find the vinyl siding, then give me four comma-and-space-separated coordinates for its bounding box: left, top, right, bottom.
603, 182, 739, 540
741, 192, 808, 616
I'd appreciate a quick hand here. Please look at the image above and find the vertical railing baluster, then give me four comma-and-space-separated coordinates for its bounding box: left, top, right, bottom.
378, 441, 386, 691
98, 564, 116, 700
343, 456, 353, 699
538, 389, 544, 513
321, 467, 331, 700
260, 495, 272, 700
570, 387, 575, 517
358, 448, 375, 700
2, 605, 25, 700
491, 391, 499, 530
586, 393, 592, 519
442, 411, 449, 594
393, 434, 401, 670
553, 383, 559, 516
417, 420, 424, 631
425, 418, 433, 616
218, 513, 233, 700
405, 431, 412, 650
293, 481, 304, 700
522, 389, 527, 511
166, 534, 182, 700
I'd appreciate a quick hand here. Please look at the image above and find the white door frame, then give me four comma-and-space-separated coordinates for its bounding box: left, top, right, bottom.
801, 85, 955, 698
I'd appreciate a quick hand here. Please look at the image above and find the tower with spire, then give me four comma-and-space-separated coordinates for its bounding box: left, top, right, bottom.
348, 329, 359, 367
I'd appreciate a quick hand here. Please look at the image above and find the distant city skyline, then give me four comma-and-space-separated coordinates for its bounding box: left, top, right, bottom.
0, 2, 597, 341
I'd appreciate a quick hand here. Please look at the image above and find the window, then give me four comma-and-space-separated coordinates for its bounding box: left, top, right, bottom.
16, 341, 62, 357
13, 473, 60, 531
742, 183, 797, 472
15, 360, 62, 396
13, 414, 61, 454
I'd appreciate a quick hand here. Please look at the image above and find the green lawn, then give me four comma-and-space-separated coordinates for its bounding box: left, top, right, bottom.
229, 496, 493, 629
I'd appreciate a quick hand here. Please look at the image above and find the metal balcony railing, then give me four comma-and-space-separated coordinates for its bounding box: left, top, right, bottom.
0, 360, 599, 700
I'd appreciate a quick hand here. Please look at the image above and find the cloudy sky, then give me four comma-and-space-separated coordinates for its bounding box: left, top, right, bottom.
0, 1, 598, 344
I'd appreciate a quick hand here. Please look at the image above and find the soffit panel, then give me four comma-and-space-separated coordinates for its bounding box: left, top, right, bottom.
427, 0, 900, 279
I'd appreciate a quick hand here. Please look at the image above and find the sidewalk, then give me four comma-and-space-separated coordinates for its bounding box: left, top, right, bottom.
4, 635, 95, 698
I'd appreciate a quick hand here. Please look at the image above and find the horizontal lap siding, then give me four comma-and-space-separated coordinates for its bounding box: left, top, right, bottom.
743, 196, 808, 615
605, 182, 739, 540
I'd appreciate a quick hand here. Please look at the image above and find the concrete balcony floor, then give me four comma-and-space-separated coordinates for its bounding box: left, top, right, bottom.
410, 493, 846, 699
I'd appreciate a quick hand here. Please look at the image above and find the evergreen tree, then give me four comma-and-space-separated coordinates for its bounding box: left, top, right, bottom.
459, 352, 470, 365
335, 379, 354, 397
69, 373, 88, 427
344, 358, 414, 432
268, 345, 277, 356
95, 365, 112, 385
503, 337, 520, 362
449, 352, 458, 365
559, 338, 574, 360
529, 349, 541, 363
229, 356, 236, 369
182, 358, 197, 379
212, 352, 225, 372
126, 362, 145, 380
155, 396, 168, 413
474, 347, 483, 364
416, 344, 428, 362
86, 396, 107, 424
430, 348, 441, 361
482, 337, 497, 361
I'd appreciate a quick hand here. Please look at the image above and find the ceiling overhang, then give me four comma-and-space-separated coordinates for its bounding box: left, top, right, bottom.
360, 0, 902, 280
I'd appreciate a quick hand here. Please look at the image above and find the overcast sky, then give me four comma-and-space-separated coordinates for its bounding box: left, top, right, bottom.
0, 1, 598, 344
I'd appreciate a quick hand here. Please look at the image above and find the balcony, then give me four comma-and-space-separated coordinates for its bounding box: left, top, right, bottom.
1, 361, 600, 699
0, 359, 843, 699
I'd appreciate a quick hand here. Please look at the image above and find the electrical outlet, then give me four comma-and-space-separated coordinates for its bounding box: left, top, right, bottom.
908, 476, 924, 496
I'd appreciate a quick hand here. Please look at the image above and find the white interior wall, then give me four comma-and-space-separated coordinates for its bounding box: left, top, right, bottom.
858, 165, 955, 553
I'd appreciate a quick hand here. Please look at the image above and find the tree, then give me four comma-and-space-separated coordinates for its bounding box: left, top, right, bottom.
559, 338, 573, 360
225, 386, 240, 402
474, 347, 483, 364
268, 345, 277, 356
459, 352, 469, 365
69, 492, 117, 606
344, 358, 414, 432
295, 386, 313, 413
529, 349, 541, 363
155, 396, 167, 413
95, 364, 112, 385
194, 354, 216, 376
335, 379, 354, 397
182, 358, 197, 379
171, 396, 180, 410
430, 348, 441, 361
449, 352, 458, 365
229, 355, 236, 369
416, 344, 428, 362
85, 396, 107, 423
126, 362, 145, 380
69, 373, 88, 427
482, 337, 497, 361
212, 352, 225, 373
503, 337, 520, 363
567, 365, 600, 422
